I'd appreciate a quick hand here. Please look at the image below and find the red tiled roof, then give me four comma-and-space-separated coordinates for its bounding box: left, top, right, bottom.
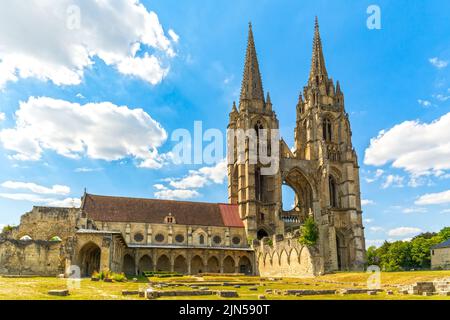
82, 194, 244, 228
219, 204, 243, 227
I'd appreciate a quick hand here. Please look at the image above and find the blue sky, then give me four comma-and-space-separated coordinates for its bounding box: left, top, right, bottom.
0, 0, 449, 247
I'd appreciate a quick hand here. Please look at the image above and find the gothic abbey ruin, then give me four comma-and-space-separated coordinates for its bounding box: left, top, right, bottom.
0, 18, 366, 278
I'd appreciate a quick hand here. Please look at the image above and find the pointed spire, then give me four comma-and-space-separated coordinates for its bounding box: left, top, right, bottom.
266, 92, 271, 104
336, 80, 341, 94
240, 22, 265, 103
232, 101, 238, 112
309, 17, 328, 85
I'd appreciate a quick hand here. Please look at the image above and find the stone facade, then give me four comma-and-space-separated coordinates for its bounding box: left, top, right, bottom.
228, 19, 365, 273
431, 240, 450, 270
0, 18, 365, 278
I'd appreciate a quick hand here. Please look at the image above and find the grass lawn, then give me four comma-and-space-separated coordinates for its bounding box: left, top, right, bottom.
1, 270, 450, 300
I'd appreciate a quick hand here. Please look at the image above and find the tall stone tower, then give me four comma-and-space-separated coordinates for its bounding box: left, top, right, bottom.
228, 19, 366, 271
227, 23, 284, 241
291, 17, 366, 270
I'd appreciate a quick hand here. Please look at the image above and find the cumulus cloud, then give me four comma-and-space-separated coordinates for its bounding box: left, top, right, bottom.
366, 239, 385, 248
381, 175, 404, 189
361, 199, 375, 206
415, 190, 450, 205
0, 193, 80, 208
402, 207, 428, 214
364, 218, 374, 224
0, 0, 177, 88
74, 167, 103, 173
417, 99, 432, 108
1, 181, 70, 195
369, 226, 384, 232
364, 113, 450, 176
429, 57, 448, 69
0, 97, 168, 168
165, 159, 227, 189
168, 29, 180, 43
154, 188, 200, 200
388, 227, 422, 237
154, 160, 227, 200
0, 112, 5, 121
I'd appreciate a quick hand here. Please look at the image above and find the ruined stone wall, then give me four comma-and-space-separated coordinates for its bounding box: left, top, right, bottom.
0, 238, 64, 276
10, 206, 79, 241
255, 236, 324, 277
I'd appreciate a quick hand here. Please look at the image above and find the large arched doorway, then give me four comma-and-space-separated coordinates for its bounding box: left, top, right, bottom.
191, 255, 204, 274
78, 242, 101, 277
257, 229, 269, 240
238, 256, 252, 275
123, 254, 136, 276
156, 255, 171, 272
138, 255, 153, 275
223, 256, 235, 274
281, 168, 315, 232
174, 255, 188, 274
207, 256, 220, 273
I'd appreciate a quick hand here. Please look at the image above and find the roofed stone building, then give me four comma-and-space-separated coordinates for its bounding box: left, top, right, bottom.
431, 240, 450, 270
0, 18, 366, 278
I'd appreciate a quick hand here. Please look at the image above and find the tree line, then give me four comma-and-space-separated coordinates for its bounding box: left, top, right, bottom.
367, 227, 450, 271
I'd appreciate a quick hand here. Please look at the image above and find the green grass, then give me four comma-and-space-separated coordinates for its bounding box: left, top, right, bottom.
1, 270, 450, 300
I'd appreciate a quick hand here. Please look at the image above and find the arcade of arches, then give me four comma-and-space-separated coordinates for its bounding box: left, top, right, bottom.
116, 250, 254, 276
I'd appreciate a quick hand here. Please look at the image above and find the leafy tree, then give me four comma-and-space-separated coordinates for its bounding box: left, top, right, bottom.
412, 232, 437, 240
381, 241, 412, 271
366, 246, 379, 266
437, 227, 450, 242
365, 226, 450, 271
298, 217, 319, 246
1, 225, 14, 234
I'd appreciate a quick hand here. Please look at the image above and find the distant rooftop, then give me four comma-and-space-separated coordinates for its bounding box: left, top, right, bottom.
432, 239, 450, 250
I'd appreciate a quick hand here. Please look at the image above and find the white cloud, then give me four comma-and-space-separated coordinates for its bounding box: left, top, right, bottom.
369, 226, 384, 232
429, 57, 448, 69
366, 239, 385, 248
1, 181, 70, 195
381, 174, 404, 189
441, 209, 450, 214
154, 189, 200, 200
364, 169, 384, 183
74, 167, 103, 173
165, 160, 227, 190
415, 190, 450, 205
0, 0, 177, 88
0, 97, 168, 168
417, 99, 432, 107
364, 218, 374, 224
0, 193, 80, 208
433, 94, 450, 102
361, 199, 375, 206
154, 160, 227, 200
168, 29, 180, 43
364, 113, 450, 176
388, 227, 422, 237
0, 112, 5, 121
153, 184, 167, 191
402, 207, 428, 214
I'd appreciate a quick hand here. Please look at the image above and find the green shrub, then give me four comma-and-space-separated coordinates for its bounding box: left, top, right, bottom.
1, 225, 14, 234
111, 272, 127, 282
298, 217, 319, 246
